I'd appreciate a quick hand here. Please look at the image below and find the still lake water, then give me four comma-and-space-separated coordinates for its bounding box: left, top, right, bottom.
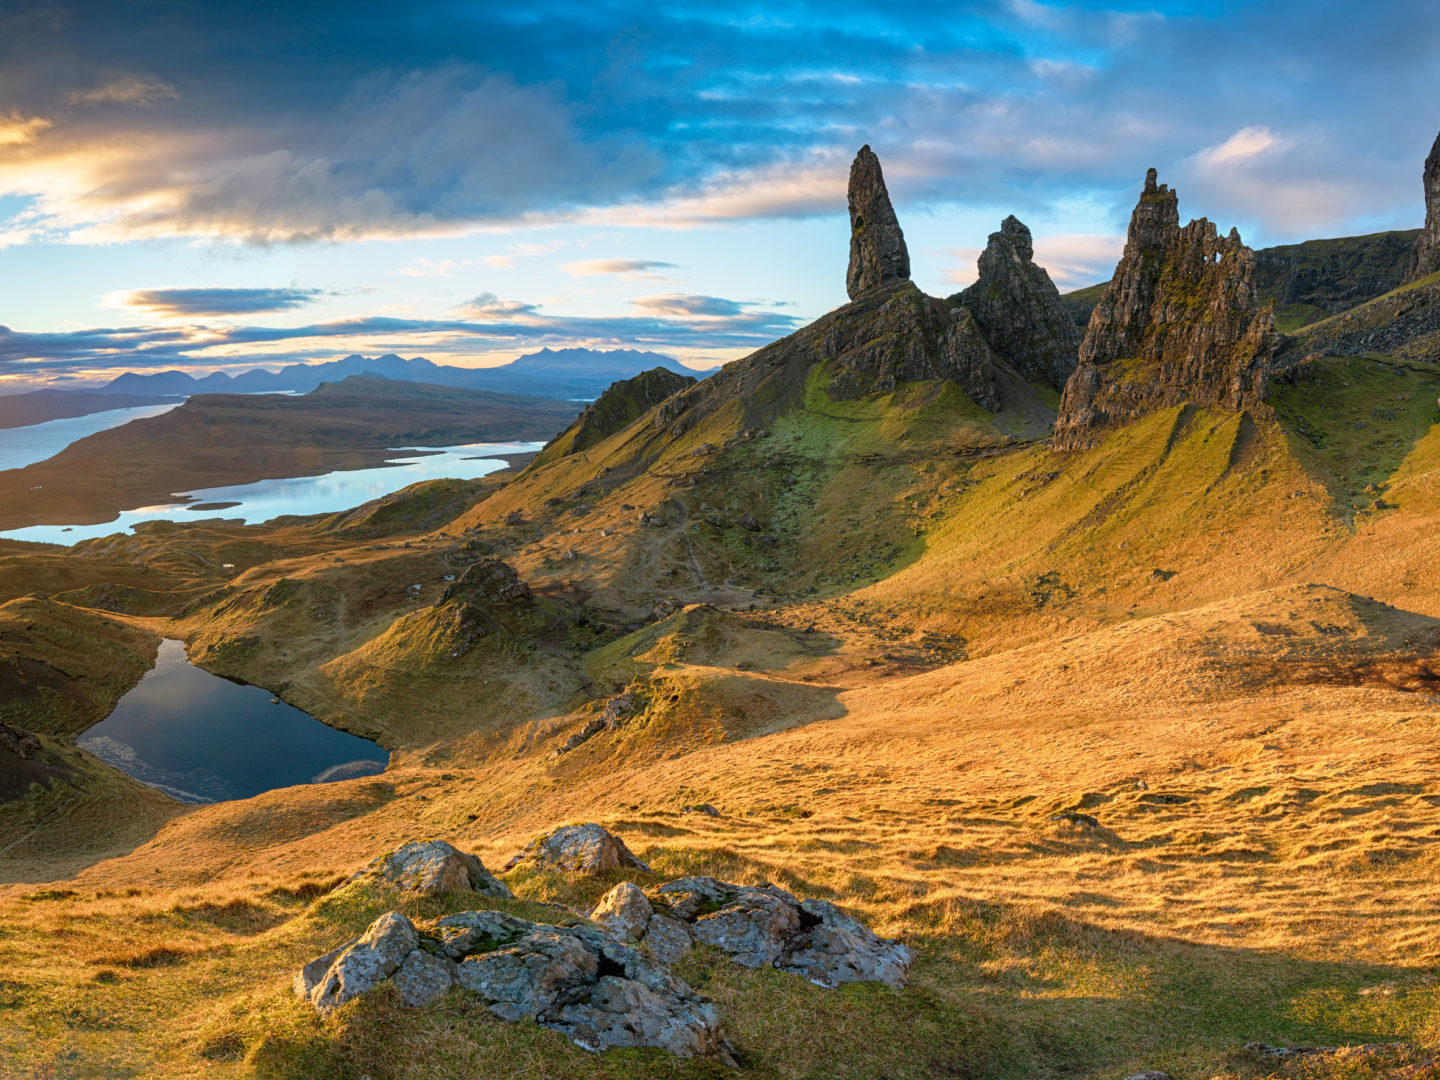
0, 440, 545, 544
79, 639, 388, 804
0, 402, 183, 472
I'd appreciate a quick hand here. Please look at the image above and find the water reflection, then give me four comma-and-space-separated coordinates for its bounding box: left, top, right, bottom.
0, 440, 543, 544
79, 639, 388, 804
0, 402, 183, 472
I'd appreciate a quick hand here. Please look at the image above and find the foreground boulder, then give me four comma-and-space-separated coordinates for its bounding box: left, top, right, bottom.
1052, 168, 1279, 452
296, 909, 734, 1061
645, 877, 914, 989
354, 839, 513, 899
504, 823, 652, 874
950, 215, 1081, 392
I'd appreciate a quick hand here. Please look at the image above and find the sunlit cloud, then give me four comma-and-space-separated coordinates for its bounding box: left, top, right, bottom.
0, 113, 52, 147
563, 258, 678, 278
68, 76, 179, 108
108, 286, 327, 318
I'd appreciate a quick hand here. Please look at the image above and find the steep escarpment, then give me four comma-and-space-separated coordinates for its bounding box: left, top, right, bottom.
1052, 169, 1280, 452
1255, 230, 1420, 329
1407, 127, 1440, 283
949, 215, 1081, 392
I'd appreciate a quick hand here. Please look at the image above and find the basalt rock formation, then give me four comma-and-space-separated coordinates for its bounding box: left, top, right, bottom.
1052, 169, 1280, 452
1407, 128, 1440, 283
949, 215, 1081, 392
846, 145, 910, 299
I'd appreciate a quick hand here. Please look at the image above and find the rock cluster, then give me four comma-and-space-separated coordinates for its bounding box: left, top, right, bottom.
353, 839, 514, 899
504, 822, 652, 874
295, 908, 735, 1061
592, 876, 914, 989
437, 558, 531, 606
846, 146, 910, 300
298, 861, 914, 1061
0, 721, 40, 760
555, 692, 640, 755
1408, 127, 1440, 283
1052, 169, 1280, 452
949, 215, 1081, 392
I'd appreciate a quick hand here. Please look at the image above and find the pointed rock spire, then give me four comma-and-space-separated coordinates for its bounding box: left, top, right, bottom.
949, 214, 1080, 392
1052, 168, 1278, 452
846, 146, 910, 300
1407, 127, 1440, 283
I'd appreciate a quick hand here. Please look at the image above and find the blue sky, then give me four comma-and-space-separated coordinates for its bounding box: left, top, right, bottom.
1, 0, 1437, 388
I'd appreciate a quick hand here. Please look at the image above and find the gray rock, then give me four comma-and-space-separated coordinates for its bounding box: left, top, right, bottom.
358, 839, 514, 899
643, 914, 695, 965
429, 909, 534, 959
950, 215, 1081, 393
846, 145, 910, 300
392, 947, 456, 1008
546, 974, 733, 1062
778, 899, 914, 990
1122, 1072, 1173, 1080
504, 823, 652, 874
305, 911, 419, 1016
648, 876, 738, 920
292, 939, 353, 1000
692, 890, 802, 968
590, 882, 653, 943
1409, 127, 1440, 283
458, 927, 599, 1021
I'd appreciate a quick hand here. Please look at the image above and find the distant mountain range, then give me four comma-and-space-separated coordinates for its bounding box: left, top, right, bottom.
97, 348, 702, 399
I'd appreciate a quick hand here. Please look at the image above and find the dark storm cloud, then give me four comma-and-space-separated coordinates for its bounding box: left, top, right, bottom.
0, 1, 1435, 246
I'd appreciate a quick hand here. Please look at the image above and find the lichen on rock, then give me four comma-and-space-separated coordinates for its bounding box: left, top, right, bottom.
352, 839, 514, 899
504, 822, 652, 874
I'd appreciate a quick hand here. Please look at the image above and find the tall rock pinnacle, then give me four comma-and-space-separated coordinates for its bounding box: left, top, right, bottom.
949, 215, 1081, 392
1407, 128, 1440, 283
1052, 168, 1279, 452
846, 146, 910, 300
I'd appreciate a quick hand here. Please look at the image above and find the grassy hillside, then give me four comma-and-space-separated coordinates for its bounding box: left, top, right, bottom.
9, 272, 1440, 1077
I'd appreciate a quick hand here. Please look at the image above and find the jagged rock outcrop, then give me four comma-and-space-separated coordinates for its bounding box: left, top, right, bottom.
296, 908, 735, 1061
504, 823, 652, 874
827, 281, 1005, 410
949, 215, 1081, 391
645, 876, 914, 989
846, 146, 910, 300
1052, 169, 1280, 452
1407, 128, 1440, 283
352, 839, 513, 899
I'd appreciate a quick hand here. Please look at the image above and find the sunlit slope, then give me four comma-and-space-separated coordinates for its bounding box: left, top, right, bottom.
11, 582, 1440, 1076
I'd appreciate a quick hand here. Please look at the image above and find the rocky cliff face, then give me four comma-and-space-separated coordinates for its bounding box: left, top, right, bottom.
1052, 169, 1280, 452
1408, 129, 1440, 283
1256, 230, 1420, 319
949, 215, 1081, 392
846, 146, 910, 300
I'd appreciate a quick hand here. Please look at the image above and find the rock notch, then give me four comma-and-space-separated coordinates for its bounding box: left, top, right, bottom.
1052, 168, 1279, 452
846, 146, 910, 300
950, 215, 1081, 391
1408, 127, 1440, 283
